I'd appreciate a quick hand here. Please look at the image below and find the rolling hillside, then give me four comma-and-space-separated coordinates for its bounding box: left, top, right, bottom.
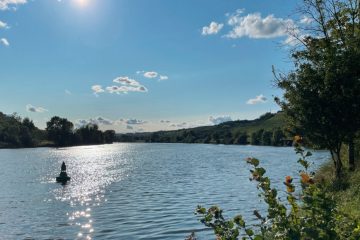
117, 112, 291, 146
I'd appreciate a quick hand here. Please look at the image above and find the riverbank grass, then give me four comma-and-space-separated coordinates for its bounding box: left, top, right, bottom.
316, 160, 360, 220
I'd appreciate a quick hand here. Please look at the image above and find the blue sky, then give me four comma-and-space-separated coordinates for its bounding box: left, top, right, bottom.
0, 0, 304, 132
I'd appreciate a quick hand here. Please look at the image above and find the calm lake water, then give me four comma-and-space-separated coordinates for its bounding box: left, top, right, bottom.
0, 143, 330, 240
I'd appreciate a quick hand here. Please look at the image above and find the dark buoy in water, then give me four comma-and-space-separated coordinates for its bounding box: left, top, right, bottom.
56, 161, 71, 184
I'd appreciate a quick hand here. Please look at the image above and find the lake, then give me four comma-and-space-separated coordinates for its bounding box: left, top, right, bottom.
0, 143, 330, 239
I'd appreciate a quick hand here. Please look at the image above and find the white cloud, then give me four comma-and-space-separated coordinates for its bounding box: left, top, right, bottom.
113, 76, 141, 87
0, 20, 8, 29
65, 89, 72, 95
26, 104, 48, 113
144, 71, 158, 79
76, 116, 114, 127
0, 0, 27, 10
160, 120, 171, 124
170, 122, 187, 128
300, 16, 313, 25
226, 11, 295, 39
1, 38, 9, 46
209, 116, 232, 125
126, 119, 147, 125
93, 76, 148, 95
91, 85, 105, 95
159, 75, 169, 81
106, 85, 148, 94
202, 21, 224, 35
246, 94, 267, 105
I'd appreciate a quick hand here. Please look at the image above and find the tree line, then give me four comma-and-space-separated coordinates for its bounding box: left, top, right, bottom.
117, 127, 290, 146
45, 116, 116, 147
0, 112, 46, 148
0, 113, 116, 148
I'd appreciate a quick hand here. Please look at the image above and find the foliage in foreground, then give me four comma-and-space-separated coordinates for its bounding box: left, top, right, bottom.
194, 144, 360, 240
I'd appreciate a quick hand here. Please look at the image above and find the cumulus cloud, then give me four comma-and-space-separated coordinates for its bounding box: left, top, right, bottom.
246, 94, 267, 105
143, 71, 158, 79
113, 76, 141, 86
126, 119, 147, 125
93, 76, 148, 96
75, 116, 115, 128
0, 20, 8, 29
26, 104, 48, 113
140, 71, 169, 81
92, 85, 105, 95
0, 0, 27, 10
202, 21, 224, 35
209, 116, 232, 125
1, 38, 9, 46
225, 11, 295, 39
106, 85, 148, 94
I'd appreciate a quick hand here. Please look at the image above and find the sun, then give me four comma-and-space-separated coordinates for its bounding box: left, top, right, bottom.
75, 0, 90, 8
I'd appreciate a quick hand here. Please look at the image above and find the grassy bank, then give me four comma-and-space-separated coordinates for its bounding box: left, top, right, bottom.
315, 148, 360, 220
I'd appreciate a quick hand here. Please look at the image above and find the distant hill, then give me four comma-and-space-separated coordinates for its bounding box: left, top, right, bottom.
117, 112, 292, 146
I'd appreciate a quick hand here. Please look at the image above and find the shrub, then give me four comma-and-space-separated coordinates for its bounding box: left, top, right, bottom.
194, 144, 360, 240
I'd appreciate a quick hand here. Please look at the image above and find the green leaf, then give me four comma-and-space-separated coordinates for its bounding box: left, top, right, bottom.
245, 228, 254, 236
254, 236, 263, 240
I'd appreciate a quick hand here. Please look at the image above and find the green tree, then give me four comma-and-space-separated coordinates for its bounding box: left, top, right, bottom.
104, 130, 116, 144
272, 128, 285, 146
276, 0, 360, 177
46, 116, 74, 147
261, 130, 272, 146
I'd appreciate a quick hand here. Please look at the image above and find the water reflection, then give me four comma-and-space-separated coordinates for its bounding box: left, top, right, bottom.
50, 144, 135, 239
0, 144, 330, 239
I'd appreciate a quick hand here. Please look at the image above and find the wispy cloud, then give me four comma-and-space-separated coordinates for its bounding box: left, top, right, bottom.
209, 116, 232, 125
300, 16, 313, 25
246, 94, 267, 105
226, 11, 295, 39
202, 21, 224, 35
1, 38, 9, 46
65, 89, 72, 95
26, 104, 48, 113
160, 120, 171, 124
159, 75, 169, 81
0, 0, 27, 10
170, 122, 187, 128
0, 20, 8, 29
126, 119, 147, 125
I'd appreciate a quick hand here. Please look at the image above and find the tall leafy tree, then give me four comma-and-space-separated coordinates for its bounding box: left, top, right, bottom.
46, 116, 74, 147
276, 0, 360, 177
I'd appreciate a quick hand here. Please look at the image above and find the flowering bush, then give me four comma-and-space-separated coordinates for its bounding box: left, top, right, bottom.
194, 144, 360, 240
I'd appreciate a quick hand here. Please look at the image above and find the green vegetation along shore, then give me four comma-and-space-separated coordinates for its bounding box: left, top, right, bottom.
117, 112, 293, 146
0, 112, 116, 148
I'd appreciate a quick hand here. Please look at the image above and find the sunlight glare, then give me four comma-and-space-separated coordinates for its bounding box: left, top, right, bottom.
75, 0, 90, 8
